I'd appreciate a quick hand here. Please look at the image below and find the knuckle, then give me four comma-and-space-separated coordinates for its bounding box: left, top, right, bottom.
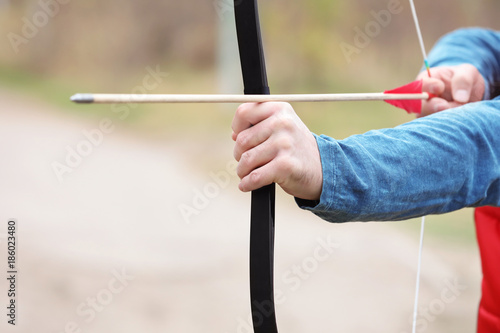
282, 117, 296, 132
249, 170, 261, 182
267, 102, 285, 114
236, 103, 249, 116
267, 102, 292, 117
274, 134, 293, 151
460, 63, 476, 72
265, 103, 296, 130
235, 103, 253, 121
455, 65, 474, 81
240, 149, 254, 165
235, 132, 248, 148
236, 131, 254, 152
249, 171, 263, 187
270, 114, 291, 133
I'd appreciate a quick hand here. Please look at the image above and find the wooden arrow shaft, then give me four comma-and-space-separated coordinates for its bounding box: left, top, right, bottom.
71, 92, 430, 104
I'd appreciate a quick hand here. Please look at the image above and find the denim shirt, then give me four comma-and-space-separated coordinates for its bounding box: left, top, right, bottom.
297, 28, 500, 222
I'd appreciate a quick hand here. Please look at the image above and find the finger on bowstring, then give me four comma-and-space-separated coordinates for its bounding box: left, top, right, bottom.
418, 66, 456, 99
421, 77, 445, 96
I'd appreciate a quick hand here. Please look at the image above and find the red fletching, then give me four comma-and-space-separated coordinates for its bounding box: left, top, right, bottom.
384, 79, 428, 114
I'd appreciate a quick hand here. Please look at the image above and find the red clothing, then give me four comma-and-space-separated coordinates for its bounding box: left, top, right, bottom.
475, 206, 500, 332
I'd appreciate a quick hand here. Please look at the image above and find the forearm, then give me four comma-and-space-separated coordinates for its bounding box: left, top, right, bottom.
298, 100, 500, 222
427, 28, 500, 99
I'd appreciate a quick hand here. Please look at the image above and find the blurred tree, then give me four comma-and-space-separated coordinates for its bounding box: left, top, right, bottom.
0, 0, 499, 90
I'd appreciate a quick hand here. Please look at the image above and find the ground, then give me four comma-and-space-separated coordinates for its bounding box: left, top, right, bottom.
0, 87, 481, 332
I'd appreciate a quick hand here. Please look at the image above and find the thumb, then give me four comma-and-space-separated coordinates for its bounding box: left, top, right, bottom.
451, 65, 474, 103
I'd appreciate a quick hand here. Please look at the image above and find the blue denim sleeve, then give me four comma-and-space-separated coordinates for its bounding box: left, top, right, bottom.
296, 28, 500, 222
297, 100, 500, 222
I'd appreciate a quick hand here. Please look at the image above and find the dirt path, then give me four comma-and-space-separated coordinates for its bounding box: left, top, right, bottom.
0, 88, 481, 332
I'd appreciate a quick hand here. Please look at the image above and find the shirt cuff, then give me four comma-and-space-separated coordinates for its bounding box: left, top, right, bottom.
295, 133, 338, 213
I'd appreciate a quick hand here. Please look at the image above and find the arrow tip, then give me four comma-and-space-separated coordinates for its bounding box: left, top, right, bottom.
70, 94, 94, 104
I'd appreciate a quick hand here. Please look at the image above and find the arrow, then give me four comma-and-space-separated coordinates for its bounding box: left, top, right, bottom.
71, 80, 434, 114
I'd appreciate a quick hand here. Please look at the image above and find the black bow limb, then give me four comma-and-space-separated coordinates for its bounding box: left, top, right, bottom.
234, 0, 278, 332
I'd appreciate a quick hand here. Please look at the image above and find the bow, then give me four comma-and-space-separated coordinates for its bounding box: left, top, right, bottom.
69, 1, 432, 331
234, 0, 278, 332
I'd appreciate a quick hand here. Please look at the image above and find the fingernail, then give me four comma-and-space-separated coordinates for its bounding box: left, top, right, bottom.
455, 90, 469, 103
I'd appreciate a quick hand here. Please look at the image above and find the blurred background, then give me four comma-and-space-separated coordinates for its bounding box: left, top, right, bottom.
0, 0, 499, 332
